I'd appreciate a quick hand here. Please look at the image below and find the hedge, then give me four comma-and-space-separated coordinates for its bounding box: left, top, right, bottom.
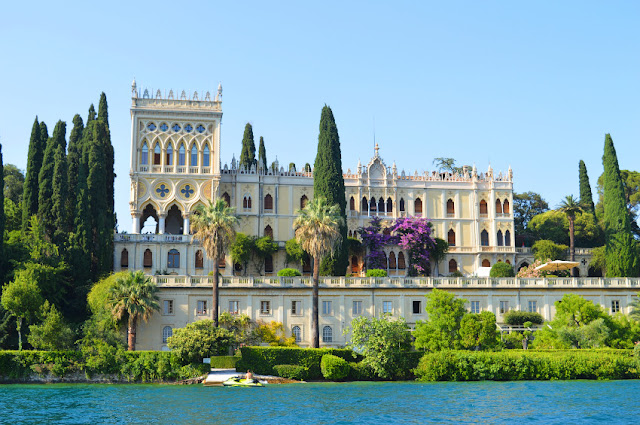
277, 268, 302, 277
321, 354, 350, 380
236, 347, 358, 379
274, 364, 308, 380
365, 269, 387, 277
415, 349, 638, 381
503, 311, 544, 326
209, 355, 240, 369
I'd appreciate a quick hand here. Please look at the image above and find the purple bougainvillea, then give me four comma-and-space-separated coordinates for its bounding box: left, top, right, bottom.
358, 216, 393, 270
390, 217, 436, 276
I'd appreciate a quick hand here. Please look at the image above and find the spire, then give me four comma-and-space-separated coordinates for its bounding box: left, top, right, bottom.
374, 142, 380, 157
215, 83, 222, 101
131, 78, 137, 98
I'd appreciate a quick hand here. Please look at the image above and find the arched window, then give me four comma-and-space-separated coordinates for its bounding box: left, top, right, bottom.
143, 249, 153, 268
264, 255, 274, 273
414, 198, 422, 215
370, 197, 377, 213
264, 225, 273, 239
503, 199, 510, 214
141, 142, 148, 165
190, 145, 198, 167
351, 256, 359, 273
479, 200, 488, 215
505, 230, 511, 246
495, 199, 503, 214
398, 252, 406, 269
349, 197, 355, 211
481, 230, 489, 246
264, 194, 273, 210
300, 195, 308, 209
446, 229, 455, 246
400, 198, 405, 212
153, 143, 161, 165
388, 252, 397, 269
348, 230, 352, 237
243, 196, 252, 209
162, 326, 173, 344
203, 145, 210, 167
195, 250, 204, 269
178, 143, 185, 166
292, 326, 301, 343
447, 199, 455, 216
361, 197, 368, 212
168, 249, 180, 268
448, 259, 457, 273
166, 142, 173, 166
322, 326, 333, 343
482, 259, 490, 267
120, 249, 129, 269
506, 259, 511, 265
497, 230, 504, 246
303, 257, 311, 273
386, 198, 393, 214
222, 192, 230, 207
378, 198, 385, 214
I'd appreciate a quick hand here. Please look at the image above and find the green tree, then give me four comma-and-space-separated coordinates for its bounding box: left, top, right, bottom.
430, 237, 449, 276
4, 198, 21, 233
66, 114, 84, 230
602, 134, 638, 277
230, 233, 254, 276
285, 238, 305, 268
313, 105, 348, 276
579, 160, 596, 216
51, 144, 68, 248
513, 192, 549, 245
167, 320, 234, 364
27, 301, 74, 350
528, 210, 569, 244
108, 271, 160, 350
3, 164, 25, 205
532, 239, 567, 262
293, 196, 344, 347
258, 136, 267, 171
82, 272, 128, 348
87, 103, 96, 123
191, 200, 238, 326
459, 311, 498, 350
0, 144, 4, 279
414, 288, 467, 351
558, 195, 583, 275
38, 121, 66, 238
22, 117, 45, 230
250, 236, 278, 276
596, 169, 640, 237
346, 315, 412, 379
1, 268, 44, 350
239, 123, 256, 170
97, 93, 115, 239
490, 262, 514, 277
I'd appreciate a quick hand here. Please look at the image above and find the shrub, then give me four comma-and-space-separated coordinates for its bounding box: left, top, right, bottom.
277, 268, 302, 277
274, 364, 308, 380
503, 311, 544, 326
366, 269, 387, 277
209, 356, 239, 369
321, 354, 350, 380
449, 270, 464, 277
532, 240, 567, 262
167, 320, 234, 364
490, 262, 514, 278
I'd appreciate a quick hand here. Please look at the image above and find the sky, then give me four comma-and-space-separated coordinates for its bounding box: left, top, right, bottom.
1, 1, 638, 232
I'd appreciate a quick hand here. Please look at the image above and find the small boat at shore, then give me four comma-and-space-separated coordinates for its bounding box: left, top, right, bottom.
222, 377, 265, 387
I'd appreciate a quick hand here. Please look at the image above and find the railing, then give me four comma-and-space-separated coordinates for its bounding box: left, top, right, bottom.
115, 234, 193, 243
150, 275, 640, 289
515, 247, 594, 255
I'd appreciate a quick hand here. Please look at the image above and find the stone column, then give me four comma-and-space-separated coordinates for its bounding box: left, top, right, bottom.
158, 213, 167, 235
132, 212, 141, 234
183, 213, 190, 235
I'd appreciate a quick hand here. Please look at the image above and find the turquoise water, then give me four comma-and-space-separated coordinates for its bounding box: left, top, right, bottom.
1, 381, 638, 424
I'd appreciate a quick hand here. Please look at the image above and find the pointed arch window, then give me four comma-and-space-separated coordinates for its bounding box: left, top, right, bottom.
497, 230, 504, 246
482, 259, 491, 267
400, 198, 405, 212
503, 199, 510, 214
141, 142, 149, 165
448, 259, 458, 273
264, 194, 273, 211
195, 250, 204, 269
388, 251, 397, 269
397, 252, 406, 269
480, 230, 489, 246
222, 192, 230, 207
264, 225, 273, 239
143, 249, 153, 268
166, 142, 173, 166
378, 198, 385, 214
153, 143, 161, 165
168, 249, 180, 268
447, 199, 455, 216
479, 200, 488, 215
300, 195, 308, 209
264, 255, 274, 273
243, 196, 252, 209
448, 229, 456, 246
386, 198, 393, 214
190, 145, 198, 167
121, 249, 129, 269
505, 230, 511, 246
495, 199, 503, 214
178, 143, 186, 166
349, 197, 355, 211
203, 145, 210, 167
414, 198, 422, 215
361, 197, 368, 213
370, 197, 377, 213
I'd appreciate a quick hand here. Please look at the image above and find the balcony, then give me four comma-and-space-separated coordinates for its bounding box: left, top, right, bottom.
115, 234, 193, 243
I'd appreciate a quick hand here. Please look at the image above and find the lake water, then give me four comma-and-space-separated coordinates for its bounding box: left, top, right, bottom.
1, 380, 638, 424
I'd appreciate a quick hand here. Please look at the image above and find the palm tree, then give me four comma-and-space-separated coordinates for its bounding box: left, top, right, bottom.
558, 195, 583, 277
293, 197, 344, 347
191, 199, 238, 326
109, 271, 160, 351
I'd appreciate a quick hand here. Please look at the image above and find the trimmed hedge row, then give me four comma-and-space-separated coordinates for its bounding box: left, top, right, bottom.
236, 347, 359, 379
415, 350, 639, 381
209, 356, 240, 369
0, 350, 210, 382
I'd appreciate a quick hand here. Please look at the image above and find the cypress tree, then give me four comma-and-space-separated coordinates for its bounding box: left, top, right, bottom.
579, 160, 595, 215
98, 92, 109, 126
602, 134, 638, 277
239, 123, 256, 170
313, 105, 349, 275
97, 93, 115, 241
38, 121, 66, 239
87, 104, 96, 124
51, 144, 68, 248
258, 136, 267, 171
66, 114, 84, 230
0, 144, 4, 279
22, 117, 45, 230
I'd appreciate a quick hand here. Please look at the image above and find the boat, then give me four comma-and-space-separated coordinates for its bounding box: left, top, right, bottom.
222, 377, 265, 387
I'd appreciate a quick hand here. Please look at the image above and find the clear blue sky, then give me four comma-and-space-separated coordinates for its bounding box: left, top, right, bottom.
1, 1, 638, 232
